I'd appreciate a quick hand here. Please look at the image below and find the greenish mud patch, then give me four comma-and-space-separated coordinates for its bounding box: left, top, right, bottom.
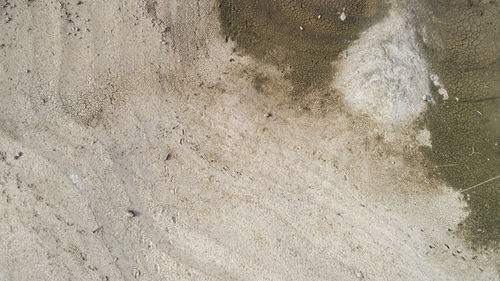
422, 0, 500, 246
218, 0, 387, 96
219, 0, 500, 247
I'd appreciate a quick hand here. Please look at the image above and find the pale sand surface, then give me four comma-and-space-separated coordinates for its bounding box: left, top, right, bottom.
0, 1, 498, 280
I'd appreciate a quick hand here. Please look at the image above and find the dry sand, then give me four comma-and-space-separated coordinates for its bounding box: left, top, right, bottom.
0, 0, 498, 280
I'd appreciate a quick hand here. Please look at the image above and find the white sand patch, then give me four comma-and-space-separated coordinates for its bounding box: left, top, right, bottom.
334, 11, 430, 125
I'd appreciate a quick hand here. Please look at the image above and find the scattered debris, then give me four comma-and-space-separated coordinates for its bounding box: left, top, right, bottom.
340, 8, 346, 21
92, 226, 103, 235
422, 94, 433, 102
133, 269, 141, 278
469, 147, 481, 156
265, 112, 272, 118
435, 163, 457, 168
461, 174, 500, 193
430, 74, 449, 100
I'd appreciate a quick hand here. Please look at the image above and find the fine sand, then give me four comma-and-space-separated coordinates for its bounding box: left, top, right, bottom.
0, 0, 498, 280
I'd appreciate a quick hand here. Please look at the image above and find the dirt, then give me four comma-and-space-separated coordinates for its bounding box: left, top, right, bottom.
417, 0, 500, 246
219, 0, 387, 98
0, 0, 499, 280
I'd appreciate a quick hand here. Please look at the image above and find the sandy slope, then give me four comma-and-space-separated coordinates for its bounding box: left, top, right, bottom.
0, 0, 498, 280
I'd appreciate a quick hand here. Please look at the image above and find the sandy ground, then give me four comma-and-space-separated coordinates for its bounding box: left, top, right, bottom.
0, 0, 499, 280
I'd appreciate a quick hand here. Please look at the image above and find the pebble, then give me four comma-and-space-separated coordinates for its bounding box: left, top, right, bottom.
340, 8, 347, 21
126, 209, 139, 218
422, 94, 433, 102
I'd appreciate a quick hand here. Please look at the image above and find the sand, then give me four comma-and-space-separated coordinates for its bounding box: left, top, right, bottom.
0, 0, 498, 280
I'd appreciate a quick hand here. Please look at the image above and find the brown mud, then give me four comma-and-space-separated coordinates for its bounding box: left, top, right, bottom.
219, 0, 388, 97
419, 0, 500, 246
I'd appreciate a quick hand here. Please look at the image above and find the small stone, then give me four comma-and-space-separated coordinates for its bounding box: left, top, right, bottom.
299, 25, 304, 31
340, 8, 347, 21
14, 152, 23, 160
126, 209, 139, 218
